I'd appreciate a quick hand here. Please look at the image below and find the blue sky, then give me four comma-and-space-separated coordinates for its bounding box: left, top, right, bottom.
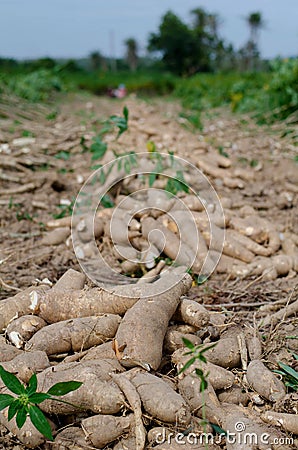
0, 0, 297, 60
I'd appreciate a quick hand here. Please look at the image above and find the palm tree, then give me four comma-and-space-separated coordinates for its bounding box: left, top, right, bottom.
245, 12, 264, 70
247, 12, 263, 47
125, 38, 138, 71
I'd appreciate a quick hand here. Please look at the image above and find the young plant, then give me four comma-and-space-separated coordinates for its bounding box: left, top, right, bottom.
0, 365, 82, 441
100, 105, 129, 138
179, 338, 217, 436
55, 150, 71, 161
52, 198, 75, 219
88, 105, 129, 161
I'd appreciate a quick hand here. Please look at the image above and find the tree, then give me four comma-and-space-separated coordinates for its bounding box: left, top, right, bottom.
148, 11, 197, 75
245, 12, 264, 70
247, 12, 263, 46
191, 9, 222, 71
148, 8, 233, 76
148, 8, 234, 75
89, 51, 105, 71
125, 38, 138, 71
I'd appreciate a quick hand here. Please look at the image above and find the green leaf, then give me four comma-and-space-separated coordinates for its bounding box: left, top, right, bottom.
211, 423, 227, 436
8, 399, 21, 421
99, 124, 112, 136
28, 405, 53, 441
99, 169, 106, 184
129, 152, 137, 166
124, 159, 131, 174
278, 362, 298, 382
26, 373, 37, 396
165, 177, 189, 195
285, 381, 298, 390
149, 172, 157, 187
168, 150, 174, 166
90, 137, 107, 161
123, 105, 129, 122
250, 159, 259, 168
0, 366, 25, 395
16, 406, 27, 429
47, 381, 82, 396
182, 338, 195, 350
273, 370, 285, 376
218, 146, 229, 158
199, 377, 208, 392
196, 274, 208, 285
0, 394, 15, 411
55, 150, 70, 160
198, 354, 207, 364
90, 163, 102, 171
155, 159, 163, 174
101, 195, 114, 209
178, 357, 196, 374
28, 393, 51, 404
194, 368, 204, 377
107, 111, 128, 139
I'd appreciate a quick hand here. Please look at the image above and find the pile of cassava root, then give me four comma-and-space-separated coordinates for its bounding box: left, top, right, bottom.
43, 185, 298, 284
0, 268, 297, 449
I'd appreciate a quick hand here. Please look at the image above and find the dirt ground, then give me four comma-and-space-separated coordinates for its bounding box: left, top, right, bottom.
0, 92, 297, 449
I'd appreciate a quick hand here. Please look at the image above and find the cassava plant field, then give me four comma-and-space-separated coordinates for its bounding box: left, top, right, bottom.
0, 62, 298, 450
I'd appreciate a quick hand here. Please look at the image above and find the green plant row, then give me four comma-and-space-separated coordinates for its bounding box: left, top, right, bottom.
1, 58, 297, 124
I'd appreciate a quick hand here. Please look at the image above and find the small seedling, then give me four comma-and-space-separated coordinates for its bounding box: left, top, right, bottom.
250, 159, 259, 168
87, 106, 129, 162
179, 111, 202, 131
178, 339, 218, 448
8, 199, 34, 221
52, 198, 75, 219
0, 365, 82, 441
21, 130, 35, 137
179, 338, 216, 390
193, 274, 208, 285
99, 105, 129, 138
46, 110, 58, 121
16, 211, 34, 222
218, 146, 229, 158
55, 150, 71, 161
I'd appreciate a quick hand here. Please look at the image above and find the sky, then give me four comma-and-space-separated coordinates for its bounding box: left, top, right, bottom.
0, 0, 297, 60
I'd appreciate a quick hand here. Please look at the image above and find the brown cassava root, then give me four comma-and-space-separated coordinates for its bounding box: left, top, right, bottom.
25, 314, 121, 355
115, 272, 192, 370
37, 360, 125, 415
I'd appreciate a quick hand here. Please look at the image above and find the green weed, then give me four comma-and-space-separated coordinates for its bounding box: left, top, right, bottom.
179, 339, 217, 438
275, 358, 298, 391
0, 365, 82, 441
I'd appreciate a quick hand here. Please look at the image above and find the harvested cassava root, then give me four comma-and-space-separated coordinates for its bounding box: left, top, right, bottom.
70, 181, 298, 281
114, 272, 192, 370
25, 314, 121, 355
0, 269, 296, 449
